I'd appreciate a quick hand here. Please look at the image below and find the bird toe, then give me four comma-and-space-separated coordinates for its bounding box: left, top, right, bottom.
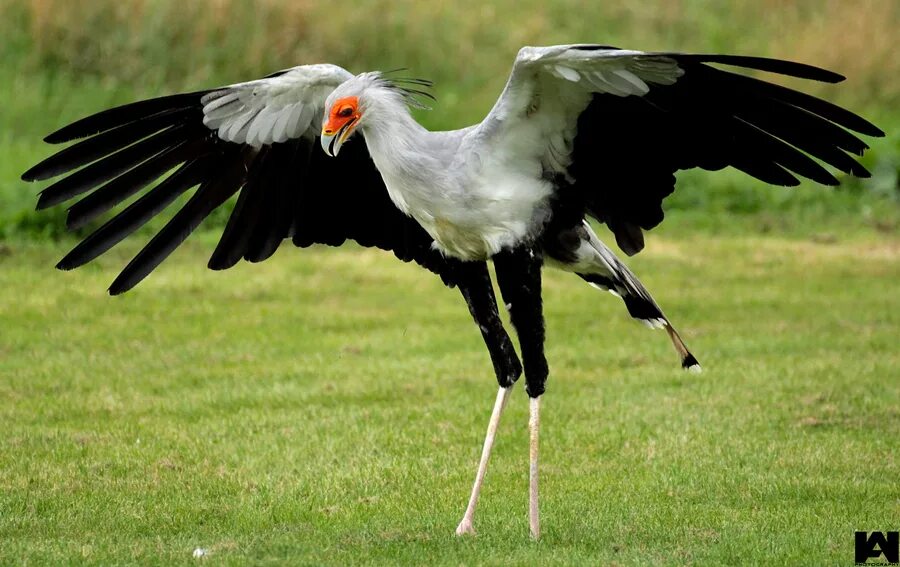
455, 520, 476, 536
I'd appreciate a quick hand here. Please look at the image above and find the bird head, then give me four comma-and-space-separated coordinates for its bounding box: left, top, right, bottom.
321, 72, 434, 157
321, 93, 362, 157
321, 74, 379, 157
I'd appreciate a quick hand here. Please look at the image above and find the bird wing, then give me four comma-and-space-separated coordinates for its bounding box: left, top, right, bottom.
22, 64, 454, 294
477, 45, 884, 255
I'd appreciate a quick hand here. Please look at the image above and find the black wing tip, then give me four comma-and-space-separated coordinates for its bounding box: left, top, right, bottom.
35, 193, 55, 210
35, 186, 75, 210
44, 118, 103, 144
842, 117, 885, 139
866, 124, 887, 138
207, 256, 237, 271
107, 277, 133, 296
815, 69, 846, 84
56, 246, 91, 271
44, 130, 72, 144
43, 121, 103, 145
22, 163, 54, 183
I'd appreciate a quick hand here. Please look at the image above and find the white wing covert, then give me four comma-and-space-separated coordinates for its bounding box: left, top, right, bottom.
202, 64, 353, 146
515, 46, 683, 96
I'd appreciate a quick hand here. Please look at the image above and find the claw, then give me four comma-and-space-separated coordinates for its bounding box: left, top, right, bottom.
455, 519, 476, 536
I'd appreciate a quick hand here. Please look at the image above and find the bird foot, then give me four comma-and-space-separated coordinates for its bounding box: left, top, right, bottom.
455, 519, 476, 536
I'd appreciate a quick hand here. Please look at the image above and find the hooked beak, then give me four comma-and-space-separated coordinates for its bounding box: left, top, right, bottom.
321, 117, 358, 157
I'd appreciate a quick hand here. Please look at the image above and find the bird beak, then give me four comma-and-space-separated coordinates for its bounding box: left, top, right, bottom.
320, 117, 358, 157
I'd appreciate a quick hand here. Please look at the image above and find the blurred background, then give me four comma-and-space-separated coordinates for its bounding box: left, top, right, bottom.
1, 0, 898, 239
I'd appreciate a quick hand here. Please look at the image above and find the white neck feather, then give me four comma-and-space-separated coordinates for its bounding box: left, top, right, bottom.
357, 90, 449, 217
360, 92, 429, 178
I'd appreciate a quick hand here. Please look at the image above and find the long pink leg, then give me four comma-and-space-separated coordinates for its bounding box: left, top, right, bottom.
455, 385, 513, 536
528, 395, 541, 539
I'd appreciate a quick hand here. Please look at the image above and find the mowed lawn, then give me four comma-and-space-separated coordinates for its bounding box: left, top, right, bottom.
1, 228, 898, 566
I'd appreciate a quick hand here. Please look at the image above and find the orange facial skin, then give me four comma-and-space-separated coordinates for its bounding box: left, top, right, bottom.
323, 96, 361, 137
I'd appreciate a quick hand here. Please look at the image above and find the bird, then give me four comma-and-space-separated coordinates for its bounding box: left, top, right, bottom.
22, 45, 883, 539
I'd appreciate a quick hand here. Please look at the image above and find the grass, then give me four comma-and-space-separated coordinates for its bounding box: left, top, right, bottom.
1, 224, 898, 565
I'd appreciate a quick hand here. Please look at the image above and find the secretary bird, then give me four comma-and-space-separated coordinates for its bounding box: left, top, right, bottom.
22, 45, 882, 538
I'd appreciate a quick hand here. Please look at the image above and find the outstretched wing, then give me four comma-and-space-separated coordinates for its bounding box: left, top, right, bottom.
22, 64, 453, 294
479, 45, 884, 255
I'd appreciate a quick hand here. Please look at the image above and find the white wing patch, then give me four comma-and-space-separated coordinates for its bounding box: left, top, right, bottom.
553, 65, 582, 83
201, 64, 353, 147
548, 65, 651, 96
520, 45, 684, 98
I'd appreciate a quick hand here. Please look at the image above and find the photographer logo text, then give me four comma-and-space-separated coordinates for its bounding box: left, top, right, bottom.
856, 531, 899, 565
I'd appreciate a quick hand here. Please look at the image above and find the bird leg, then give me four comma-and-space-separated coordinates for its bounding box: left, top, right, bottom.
528, 395, 541, 539
457, 261, 522, 391
454, 261, 522, 536
456, 384, 513, 535
494, 247, 548, 539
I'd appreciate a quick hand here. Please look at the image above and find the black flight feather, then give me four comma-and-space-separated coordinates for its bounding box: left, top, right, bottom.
25, 73, 457, 292
670, 54, 846, 83
44, 92, 204, 144
57, 157, 213, 270
733, 117, 840, 186
573, 53, 882, 256
35, 123, 190, 209
66, 136, 209, 230
24, 109, 190, 182
710, 68, 884, 137
207, 146, 273, 270
245, 140, 306, 263
108, 147, 250, 295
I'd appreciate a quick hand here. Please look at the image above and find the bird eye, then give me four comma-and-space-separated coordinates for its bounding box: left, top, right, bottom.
337, 106, 354, 118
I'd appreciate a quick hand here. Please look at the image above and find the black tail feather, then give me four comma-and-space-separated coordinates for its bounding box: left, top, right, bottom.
580, 270, 702, 372
682, 352, 700, 370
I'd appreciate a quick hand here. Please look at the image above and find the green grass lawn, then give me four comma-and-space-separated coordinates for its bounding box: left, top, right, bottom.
1, 227, 898, 565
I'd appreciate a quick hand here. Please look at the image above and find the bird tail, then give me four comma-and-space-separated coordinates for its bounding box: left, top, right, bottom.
557, 221, 701, 372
